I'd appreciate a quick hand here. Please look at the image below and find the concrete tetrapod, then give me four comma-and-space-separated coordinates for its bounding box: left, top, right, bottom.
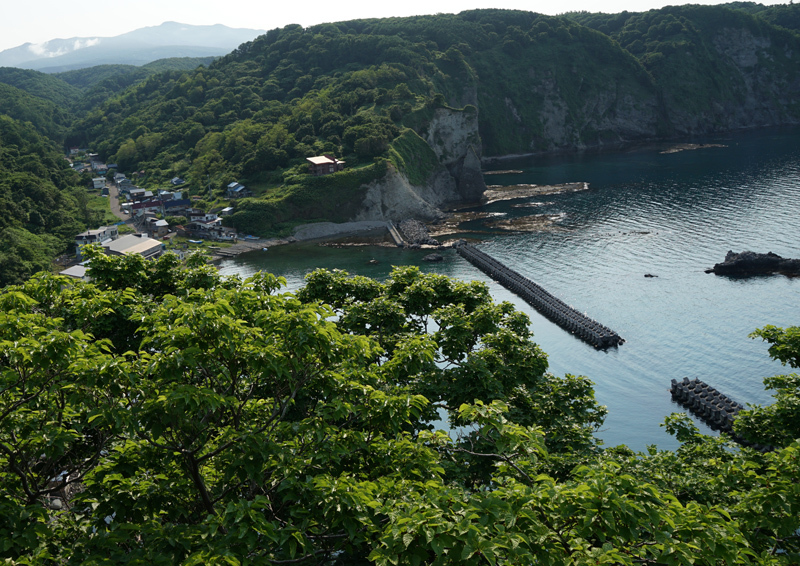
456, 243, 623, 349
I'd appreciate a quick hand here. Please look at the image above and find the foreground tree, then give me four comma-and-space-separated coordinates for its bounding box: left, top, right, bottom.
1, 259, 798, 564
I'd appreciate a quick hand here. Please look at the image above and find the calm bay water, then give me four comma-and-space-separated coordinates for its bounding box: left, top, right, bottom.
219, 127, 800, 451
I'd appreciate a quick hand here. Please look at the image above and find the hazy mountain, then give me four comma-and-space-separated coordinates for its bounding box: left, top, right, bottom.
0, 22, 265, 72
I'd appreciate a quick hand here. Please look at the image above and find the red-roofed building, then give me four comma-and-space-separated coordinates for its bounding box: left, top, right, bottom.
306, 155, 345, 176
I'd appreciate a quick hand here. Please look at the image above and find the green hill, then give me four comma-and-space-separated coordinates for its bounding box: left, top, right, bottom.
0, 116, 98, 286
60, 7, 800, 236
0, 82, 76, 141
2, 6, 800, 242
0, 67, 82, 108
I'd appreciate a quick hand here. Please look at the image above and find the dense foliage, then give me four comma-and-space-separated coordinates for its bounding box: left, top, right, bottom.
0, 116, 98, 286
0, 255, 798, 564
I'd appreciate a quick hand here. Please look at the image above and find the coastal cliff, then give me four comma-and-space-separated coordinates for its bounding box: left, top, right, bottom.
478, 6, 800, 156
352, 106, 487, 222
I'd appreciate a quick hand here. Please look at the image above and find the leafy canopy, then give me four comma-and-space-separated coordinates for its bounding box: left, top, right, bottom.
1, 255, 799, 564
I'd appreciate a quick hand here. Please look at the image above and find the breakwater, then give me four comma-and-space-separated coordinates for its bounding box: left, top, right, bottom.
456, 243, 623, 349
670, 377, 770, 451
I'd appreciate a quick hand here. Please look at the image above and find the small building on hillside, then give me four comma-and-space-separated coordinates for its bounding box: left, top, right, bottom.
226, 182, 252, 199
306, 155, 345, 176
163, 199, 192, 215
92, 177, 105, 190
147, 218, 170, 238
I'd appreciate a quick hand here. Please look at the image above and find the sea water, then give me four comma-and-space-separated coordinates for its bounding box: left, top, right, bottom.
218, 127, 800, 451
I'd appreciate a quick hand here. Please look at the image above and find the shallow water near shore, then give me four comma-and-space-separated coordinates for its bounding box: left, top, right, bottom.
219, 127, 800, 451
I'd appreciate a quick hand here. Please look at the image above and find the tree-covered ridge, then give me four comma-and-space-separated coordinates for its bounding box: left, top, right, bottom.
53, 56, 218, 116
0, 67, 82, 108
0, 82, 76, 142
2, 6, 800, 244
64, 7, 800, 205
0, 116, 96, 286
727, 1, 800, 32
1, 255, 798, 564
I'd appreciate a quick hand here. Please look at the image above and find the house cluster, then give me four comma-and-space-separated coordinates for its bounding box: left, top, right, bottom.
68, 149, 115, 179
179, 210, 237, 242
117, 174, 192, 219
66, 228, 166, 280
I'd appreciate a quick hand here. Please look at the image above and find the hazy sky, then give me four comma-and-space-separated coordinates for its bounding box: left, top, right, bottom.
1, 0, 791, 52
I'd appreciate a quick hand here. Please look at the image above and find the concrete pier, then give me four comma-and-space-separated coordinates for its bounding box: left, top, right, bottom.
456, 243, 623, 349
387, 222, 405, 247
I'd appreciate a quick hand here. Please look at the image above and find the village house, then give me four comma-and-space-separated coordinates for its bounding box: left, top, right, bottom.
60, 262, 90, 281
75, 225, 119, 260
127, 187, 149, 200
162, 199, 192, 215
147, 218, 170, 238
226, 182, 252, 198
158, 190, 182, 201
91, 177, 105, 190
188, 210, 219, 223
306, 155, 345, 176
130, 199, 164, 216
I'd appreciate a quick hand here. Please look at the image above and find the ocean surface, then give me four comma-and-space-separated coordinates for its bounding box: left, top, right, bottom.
218, 127, 800, 451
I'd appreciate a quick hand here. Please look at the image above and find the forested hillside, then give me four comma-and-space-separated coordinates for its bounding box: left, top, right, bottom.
57, 5, 800, 236
0, 116, 97, 285
2, 4, 800, 269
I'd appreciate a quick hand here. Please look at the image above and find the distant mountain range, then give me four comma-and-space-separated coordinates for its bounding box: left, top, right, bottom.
0, 22, 266, 72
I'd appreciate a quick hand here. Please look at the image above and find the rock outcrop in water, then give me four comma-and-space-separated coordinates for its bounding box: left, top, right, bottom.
711, 250, 800, 276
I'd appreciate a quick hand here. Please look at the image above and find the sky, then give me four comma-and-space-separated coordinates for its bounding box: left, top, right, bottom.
1, 0, 791, 52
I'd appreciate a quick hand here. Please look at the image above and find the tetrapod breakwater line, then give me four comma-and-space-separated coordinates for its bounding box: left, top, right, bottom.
456, 243, 623, 349
670, 377, 771, 452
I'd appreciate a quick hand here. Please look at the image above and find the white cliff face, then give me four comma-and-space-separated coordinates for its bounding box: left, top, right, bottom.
352, 106, 487, 222
425, 107, 481, 166
351, 165, 457, 222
